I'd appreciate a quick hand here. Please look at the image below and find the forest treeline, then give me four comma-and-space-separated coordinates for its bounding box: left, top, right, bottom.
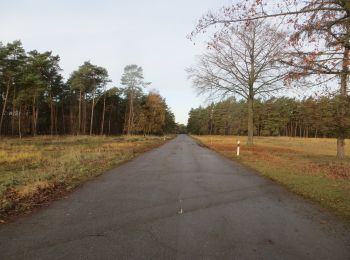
0, 41, 177, 137
187, 97, 350, 138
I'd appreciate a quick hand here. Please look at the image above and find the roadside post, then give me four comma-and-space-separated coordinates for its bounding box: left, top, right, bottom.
237, 140, 240, 157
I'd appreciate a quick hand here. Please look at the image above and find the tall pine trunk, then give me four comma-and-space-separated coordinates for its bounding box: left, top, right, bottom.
127, 91, 134, 135
11, 85, 16, 136
89, 84, 96, 135
82, 94, 86, 134
108, 109, 112, 136
0, 79, 11, 136
100, 93, 106, 135
61, 102, 65, 135
54, 107, 58, 135
78, 89, 82, 134
50, 94, 54, 135
69, 101, 74, 135
18, 105, 22, 139
89, 100, 95, 135
32, 94, 36, 136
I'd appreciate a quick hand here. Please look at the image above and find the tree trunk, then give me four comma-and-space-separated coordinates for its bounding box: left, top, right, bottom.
69, 102, 74, 135
127, 91, 134, 135
18, 105, 22, 139
35, 107, 39, 136
247, 96, 254, 146
32, 95, 36, 136
55, 107, 58, 135
337, 47, 349, 159
100, 93, 106, 135
82, 93, 86, 134
108, 109, 112, 136
50, 94, 54, 135
89, 100, 94, 135
0, 79, 11, 136
61, 102, 65, 135
89, 86, 96, 135
130, 99, 135, 135
11, 85, 16, 136
78, 89, 82, 134
341, 47, 349, 96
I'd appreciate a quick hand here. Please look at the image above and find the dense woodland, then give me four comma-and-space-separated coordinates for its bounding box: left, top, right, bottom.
188, 97, 350, 138
0, 41, 176, 137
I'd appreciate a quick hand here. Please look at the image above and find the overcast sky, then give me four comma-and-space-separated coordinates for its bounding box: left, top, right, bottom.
1, 0, 234, 124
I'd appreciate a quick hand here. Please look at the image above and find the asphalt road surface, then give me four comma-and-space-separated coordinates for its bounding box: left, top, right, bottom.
0, 135, 349, 259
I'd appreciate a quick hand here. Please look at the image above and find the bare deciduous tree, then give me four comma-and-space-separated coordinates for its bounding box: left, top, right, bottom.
187, 20, 288, 145
190, 0, 350, 157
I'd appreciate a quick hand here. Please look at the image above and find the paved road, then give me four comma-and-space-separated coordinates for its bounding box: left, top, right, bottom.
0, 135, 349, 259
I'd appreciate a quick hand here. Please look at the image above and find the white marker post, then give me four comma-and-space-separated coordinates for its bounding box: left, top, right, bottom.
237, 140, 240, 157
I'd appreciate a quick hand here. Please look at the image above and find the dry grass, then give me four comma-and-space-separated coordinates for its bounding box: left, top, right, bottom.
0, 135, 170, 222
194, 135, 350, 220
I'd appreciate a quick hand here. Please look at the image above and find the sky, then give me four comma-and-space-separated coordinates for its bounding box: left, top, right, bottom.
0, 0, 233, 124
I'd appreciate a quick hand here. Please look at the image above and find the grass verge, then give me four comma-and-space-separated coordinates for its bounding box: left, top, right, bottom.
0, 135, 171, 222
193, 135, 350, 221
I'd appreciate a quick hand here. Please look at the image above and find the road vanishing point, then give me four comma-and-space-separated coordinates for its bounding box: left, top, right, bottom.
0, 135, 349, 259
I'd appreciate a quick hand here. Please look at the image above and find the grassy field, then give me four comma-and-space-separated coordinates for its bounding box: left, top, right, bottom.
194, 135, 350, 221
0, 135, 170, 222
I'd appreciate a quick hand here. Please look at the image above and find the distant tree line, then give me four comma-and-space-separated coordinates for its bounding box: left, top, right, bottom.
187, 96, 350, 138
0, 41, 176, 137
